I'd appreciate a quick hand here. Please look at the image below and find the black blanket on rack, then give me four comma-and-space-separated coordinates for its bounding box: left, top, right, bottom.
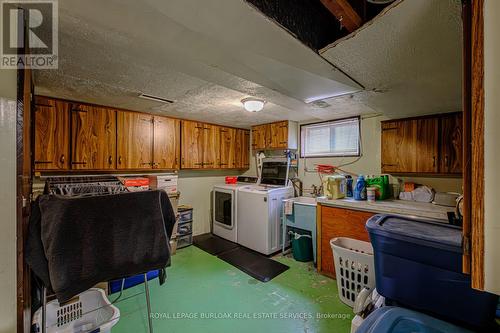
26, 190, 175, 303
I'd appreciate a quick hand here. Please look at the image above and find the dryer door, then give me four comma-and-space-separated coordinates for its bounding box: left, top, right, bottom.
214, 188, 234, 229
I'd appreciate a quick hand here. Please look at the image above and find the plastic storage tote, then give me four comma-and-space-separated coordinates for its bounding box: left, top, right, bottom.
356, 307, 474, 333
32, 288, 119, 333
330, 237, 375, 307
366, 214, 499, 328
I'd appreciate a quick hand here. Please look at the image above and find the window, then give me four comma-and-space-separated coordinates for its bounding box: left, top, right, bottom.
300, 117, 360, 157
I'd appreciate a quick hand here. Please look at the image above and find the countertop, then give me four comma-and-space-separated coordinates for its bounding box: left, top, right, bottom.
313, 197, 454, 222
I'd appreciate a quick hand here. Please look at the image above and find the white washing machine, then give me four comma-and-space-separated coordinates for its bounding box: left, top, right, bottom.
212, 177, 257, 243
237, 158, 294, 255
237, 185, 294, 255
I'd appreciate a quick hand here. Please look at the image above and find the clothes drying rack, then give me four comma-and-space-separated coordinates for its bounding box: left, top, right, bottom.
39, 176, 155, 333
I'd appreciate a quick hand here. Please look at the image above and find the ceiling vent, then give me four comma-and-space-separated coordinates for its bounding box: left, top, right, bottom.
138, 93, 175, 104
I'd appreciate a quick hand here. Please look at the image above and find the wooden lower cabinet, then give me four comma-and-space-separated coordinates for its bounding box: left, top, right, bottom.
116, 111, 153, 169
71, 104, 116, 170
318, 205, 375, 278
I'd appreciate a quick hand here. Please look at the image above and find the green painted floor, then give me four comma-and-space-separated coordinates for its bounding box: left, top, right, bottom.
112, 246, 353, 333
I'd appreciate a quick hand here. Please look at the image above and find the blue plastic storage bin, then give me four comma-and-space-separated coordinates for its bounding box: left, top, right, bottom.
366, 215, 499, 328
109, 270, 159, 294
357, 307, 474, 333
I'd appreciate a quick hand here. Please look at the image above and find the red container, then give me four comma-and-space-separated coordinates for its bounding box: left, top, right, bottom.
225, 176, 238, 184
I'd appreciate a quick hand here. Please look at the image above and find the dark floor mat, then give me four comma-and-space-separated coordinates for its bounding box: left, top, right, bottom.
217, 247, 289, 282
193, 233, 239, 256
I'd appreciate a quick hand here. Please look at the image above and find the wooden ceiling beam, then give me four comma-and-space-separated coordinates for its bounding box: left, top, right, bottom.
320, 0, 362, 32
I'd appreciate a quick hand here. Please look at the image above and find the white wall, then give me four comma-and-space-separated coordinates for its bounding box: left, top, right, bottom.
483, 0, 500, 295
0, 68, 18, 333
245, 116, 463, 194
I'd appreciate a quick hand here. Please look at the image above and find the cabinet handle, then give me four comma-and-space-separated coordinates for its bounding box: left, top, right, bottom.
194, 163, 203, 166
71, 109, 87, 113
204, 162, 214, 165
108, 156, 113, 165
71, 161, 87, 165
432, 156, 436, 168
118, 156, 122, 165
59, 155, 65, 164
141, 162, 152, 166
382, 163, 397, 167
220, 163, 228, 166
34, 161, 51, 164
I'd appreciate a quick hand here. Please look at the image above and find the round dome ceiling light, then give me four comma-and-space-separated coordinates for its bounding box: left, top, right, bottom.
241, 97, 265, 112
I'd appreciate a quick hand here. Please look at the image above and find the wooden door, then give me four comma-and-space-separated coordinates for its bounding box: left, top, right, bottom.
242, 130, 250, 169
252, 124, 268, 150
440, 113, 463, 174
416, 118, 439, 173
203, 124, 220, 168
381, 120, 417, 173
153, 116, 180, 169
34, 96, 70, 170
270, 121, 288, 149
116, 111, 153, 169
320, 206, 374, 278
71, 104, 116, 170
220, 127, 236, 168
181, 120, 204, 169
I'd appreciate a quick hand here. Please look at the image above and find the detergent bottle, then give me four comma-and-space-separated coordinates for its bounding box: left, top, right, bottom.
354, 175, 367, 200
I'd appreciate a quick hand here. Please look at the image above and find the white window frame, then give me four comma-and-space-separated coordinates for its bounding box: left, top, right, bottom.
300, 117, 361, 158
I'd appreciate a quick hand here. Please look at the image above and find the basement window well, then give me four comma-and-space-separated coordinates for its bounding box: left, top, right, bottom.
300, 117, 360, 158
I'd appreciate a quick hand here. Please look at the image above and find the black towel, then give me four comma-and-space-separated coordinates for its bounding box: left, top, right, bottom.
26, 190, 175, 303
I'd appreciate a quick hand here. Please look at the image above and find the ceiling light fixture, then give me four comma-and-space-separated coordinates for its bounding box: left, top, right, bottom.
241, 97, 265, 112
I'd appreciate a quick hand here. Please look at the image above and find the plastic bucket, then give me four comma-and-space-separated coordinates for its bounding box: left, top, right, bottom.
290, 232, 313, 262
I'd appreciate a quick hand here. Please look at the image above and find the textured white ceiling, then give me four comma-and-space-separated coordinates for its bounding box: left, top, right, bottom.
35, 0, 462, 128
321, 0, 463, 118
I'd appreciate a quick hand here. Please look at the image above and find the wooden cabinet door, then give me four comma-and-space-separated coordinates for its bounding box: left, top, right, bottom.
381, 120, 417, 173
241, 130, 250, 169
116, 111, 153, 169
34, 97, 70, 170
71, 104, 116, 170
320, 206, 374, 278
181, 120, 204, 169
416, 118, 439, 173
220, 127, 236, 168
270, 121, 288, 149
202, 124, 220, 168
153, 116, 180, 169
440, 113, 463, 174
252, 124, 268, 150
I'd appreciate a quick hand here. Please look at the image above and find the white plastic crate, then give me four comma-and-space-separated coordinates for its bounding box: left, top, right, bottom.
330, 237, 375, 307
32, 288, 120, 333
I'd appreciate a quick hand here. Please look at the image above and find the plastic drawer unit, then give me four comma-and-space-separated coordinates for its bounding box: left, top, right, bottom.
357, 307, 474, 333
366, 214, 499, 328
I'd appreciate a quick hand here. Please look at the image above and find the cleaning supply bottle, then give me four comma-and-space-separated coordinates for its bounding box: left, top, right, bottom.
354, 175, 367, 200
346, 175, 353, 197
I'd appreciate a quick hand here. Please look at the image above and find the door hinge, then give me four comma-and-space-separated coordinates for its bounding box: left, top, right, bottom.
463, 236, 471, 255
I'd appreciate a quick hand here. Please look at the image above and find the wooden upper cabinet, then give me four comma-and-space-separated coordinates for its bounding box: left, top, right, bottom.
381, 113, 463, 175
116, 111, 153, 169
34, 96, 70, 170
252, 121, 297, 150
252, 124, 268, 150
153, 116, 180, 170
220, 127, 236, 169
381, 120, 417, 173
415, 118, 439, 173
71, 104, 116, 170
270, 121, 288, 149
202, 124, 220, 169
181, 120, 204, 169
241, 130, 250, 168
440, 113, 463, 174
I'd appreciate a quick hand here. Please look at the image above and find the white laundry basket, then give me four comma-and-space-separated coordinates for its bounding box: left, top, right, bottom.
330, 237, 375, 307
32, 288, 120, 333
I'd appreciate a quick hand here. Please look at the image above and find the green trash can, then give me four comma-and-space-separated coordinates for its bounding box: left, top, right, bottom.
289, 231, 313, 262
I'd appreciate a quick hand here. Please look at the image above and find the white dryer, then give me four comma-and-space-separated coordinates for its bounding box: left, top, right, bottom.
212, 177, 257, 243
